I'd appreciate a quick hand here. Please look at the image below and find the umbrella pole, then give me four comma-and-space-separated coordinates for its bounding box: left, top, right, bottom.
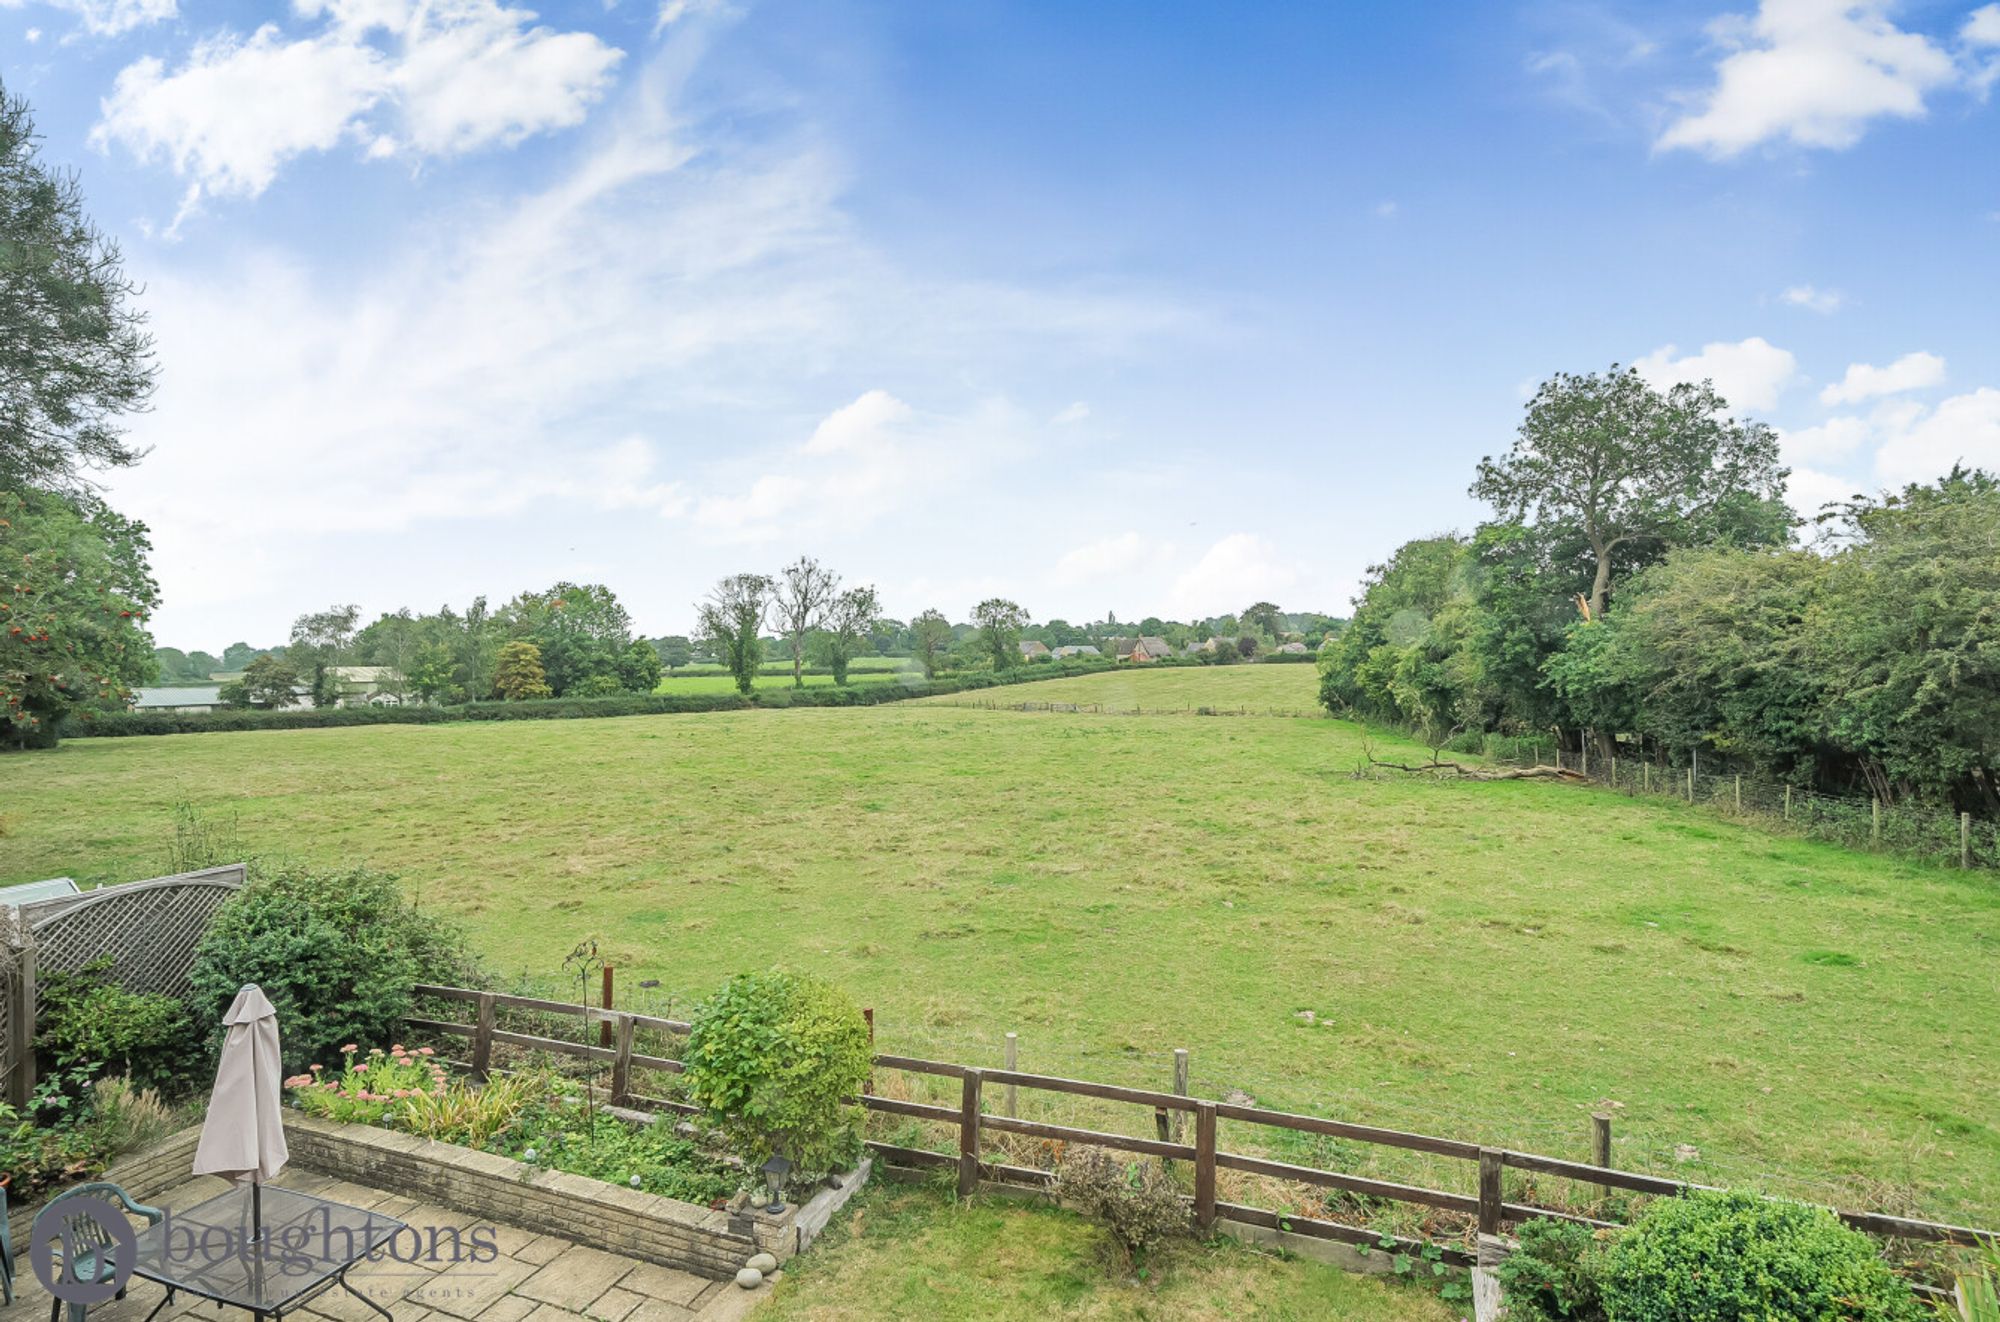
252, 1179, 263, 1242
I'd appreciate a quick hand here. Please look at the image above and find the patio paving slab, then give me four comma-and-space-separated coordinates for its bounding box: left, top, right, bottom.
1, 1169, 762, 1322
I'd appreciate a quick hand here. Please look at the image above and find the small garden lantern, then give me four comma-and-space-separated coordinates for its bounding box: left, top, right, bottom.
759, 1153, 792, 1214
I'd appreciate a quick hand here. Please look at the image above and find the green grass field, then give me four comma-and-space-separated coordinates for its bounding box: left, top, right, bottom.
760, 1181, 1454, 1321
3, 664, 1996, 1225
915, 662, 1320, 712
655, 668, 912, 694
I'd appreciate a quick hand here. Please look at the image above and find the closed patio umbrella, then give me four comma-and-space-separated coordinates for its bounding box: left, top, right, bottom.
192, 984, 290, 1239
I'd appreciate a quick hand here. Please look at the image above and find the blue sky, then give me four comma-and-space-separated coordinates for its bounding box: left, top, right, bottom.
4, 0, 1997, 647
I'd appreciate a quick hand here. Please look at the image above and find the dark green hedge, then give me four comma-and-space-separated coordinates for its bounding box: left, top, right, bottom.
63, 659, 1124, 739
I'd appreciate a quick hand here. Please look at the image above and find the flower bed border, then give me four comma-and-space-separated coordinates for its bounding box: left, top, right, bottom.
280, 1111, 869, 1280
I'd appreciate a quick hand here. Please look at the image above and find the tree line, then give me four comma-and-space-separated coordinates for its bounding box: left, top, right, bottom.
1319, 366, 2000, 817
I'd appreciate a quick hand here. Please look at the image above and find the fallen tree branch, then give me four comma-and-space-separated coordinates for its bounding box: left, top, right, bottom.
1366, 753, 1590, 783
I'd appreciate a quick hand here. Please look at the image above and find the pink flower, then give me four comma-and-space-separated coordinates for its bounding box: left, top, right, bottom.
340, 1044, 358, 1054
393, 1089, 411, 1099
417, 1047, 435, 1056
391, 1044, 403, 1053
310, 1064, 324, 1073
353, 1063, 368, 1073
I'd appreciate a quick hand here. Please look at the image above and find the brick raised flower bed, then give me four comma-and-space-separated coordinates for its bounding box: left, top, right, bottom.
280, 1112, 869, 1281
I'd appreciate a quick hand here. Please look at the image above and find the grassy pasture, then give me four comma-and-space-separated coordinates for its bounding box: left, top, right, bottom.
654, 668, 912, 694
760, 1180, 1455, 1320
916, 661, 1321, 711
2, 665, 1996, 1225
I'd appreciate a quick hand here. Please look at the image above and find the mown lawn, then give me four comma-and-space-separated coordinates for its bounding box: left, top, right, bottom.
760, 1181, 1457, 1321
2, 665, 1996, 1224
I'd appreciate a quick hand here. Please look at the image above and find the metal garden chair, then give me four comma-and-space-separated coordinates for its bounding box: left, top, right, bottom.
28, 1182, 164, 1322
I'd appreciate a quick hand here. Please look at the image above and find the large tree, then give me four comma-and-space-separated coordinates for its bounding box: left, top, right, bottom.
972, 598, 1028, 672
698, 574, 774, 695
492, 641, 552, 701
0, 487, 158, 747
817, 585, 881, 686
1, 84, 156, 494
1471, 366, 1789, 620
289, 604, 360, 707
502, 582, 639, 696
909, 608, 952, 679
771, 557, 837, 688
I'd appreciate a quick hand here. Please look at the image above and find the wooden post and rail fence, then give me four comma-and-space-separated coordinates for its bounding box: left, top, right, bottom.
404, 983, 1997, 1268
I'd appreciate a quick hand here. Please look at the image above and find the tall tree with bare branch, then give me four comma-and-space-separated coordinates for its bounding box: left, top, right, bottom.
772, 556, 839, 688
1471, 366, 1789, 620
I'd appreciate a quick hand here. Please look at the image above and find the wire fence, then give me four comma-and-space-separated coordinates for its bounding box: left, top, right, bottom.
1477, 744, 1999, 872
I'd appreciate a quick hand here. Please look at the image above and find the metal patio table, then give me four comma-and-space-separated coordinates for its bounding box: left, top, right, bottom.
128, 1184, 406, 1321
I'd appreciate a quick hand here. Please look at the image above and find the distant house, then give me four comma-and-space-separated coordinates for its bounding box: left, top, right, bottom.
132, 685, 229, 713
1275, 641, 1310, 655
1051, 644, 1099, 659
1018, 640, 1052, 660
1184, 636, 1222, 656
329, 666, 404, 706
1109, 636, 1171, 663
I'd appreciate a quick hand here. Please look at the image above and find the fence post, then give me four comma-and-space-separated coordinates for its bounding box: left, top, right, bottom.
1172, 1048, 1190, 1141
1194, 1101, 1218, 1232
1477, 1148, 1504, 1237
1964, 813, 1973, 869
610, 1013, 635, 1104
1784, 784, 1792, 820
1872, 798, 1882, 846
1609, 755, 1617, 790
863, 1007, 875, 1096
599, 965, 615, 1049
1643, 762, 1651, 794
9, 941, 35, 1108
1580, 741, 1588, 777
1003, 1033, 1018, 1118
472, 990, 496, 1082
1592, 1114, 1613, 1199
1687, 765, 1694, 802
1734, 775, 1742, 813
957, 1069, 984, 1197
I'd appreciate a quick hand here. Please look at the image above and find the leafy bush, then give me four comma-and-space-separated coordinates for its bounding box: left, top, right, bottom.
682, 970, 871, 1177
35, 957, 201, 1093
492, 1074, 736, 1206
1597, 1190, 1922, 1322
1051, 1145, 1192, 1265
189, 866, 479, 1072
1496, 1218, 1609, 1322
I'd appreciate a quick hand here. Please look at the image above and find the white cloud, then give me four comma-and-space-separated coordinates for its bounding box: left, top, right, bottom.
1165, 534, 1302, 620
1872, 387, 2000, 484
1634, 335, 1799, 411
1969, 3, 2000, 44
1052, 532, 1171, 585
92, 0, 622, 219
0, 0, 173, 37
1051, 401, 1091, 425
1657, 0, 1959, 157
689, 391, 1031, 544
1780, 414, 1873, 463
1780, 283, 1844, 314
1374, 200, 1399, 219
1819, 350, 1946, 404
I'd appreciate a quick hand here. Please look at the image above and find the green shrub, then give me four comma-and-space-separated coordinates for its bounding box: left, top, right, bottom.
682, 970, 871, 1177
1496, 1218, 1609, 1321
1597, 1190, 1922, 1322
188, 865, 479, 1072
35, 957, 200, 1094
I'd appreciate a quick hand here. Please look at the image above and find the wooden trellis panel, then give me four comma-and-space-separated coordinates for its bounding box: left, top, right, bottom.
28, 864, 246, 997
2, 864, 245, 1104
